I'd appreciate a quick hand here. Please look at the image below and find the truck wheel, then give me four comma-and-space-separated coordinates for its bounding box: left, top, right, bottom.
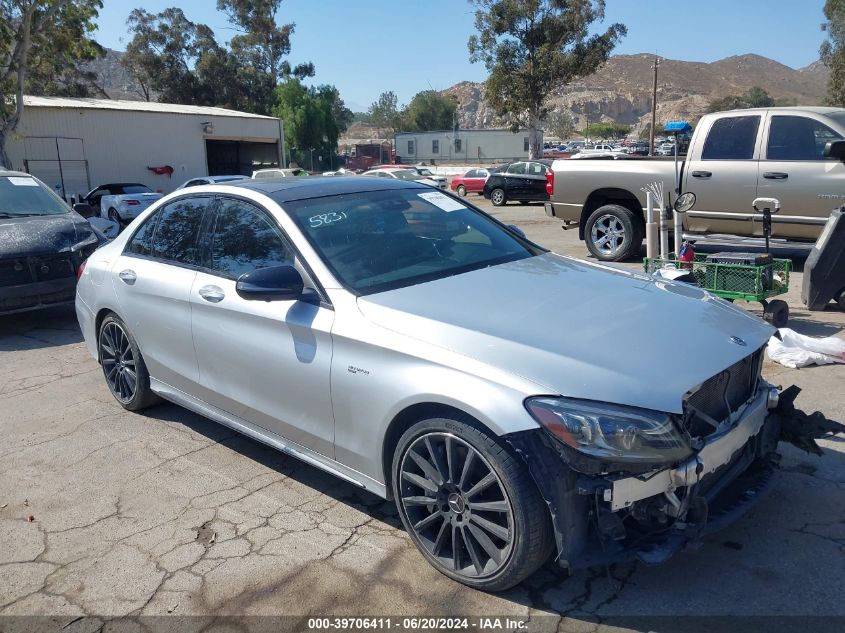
585, 205, 643, 262
763, 300, 789, 328
392, 416, 553, 591
490, 188, 506, 206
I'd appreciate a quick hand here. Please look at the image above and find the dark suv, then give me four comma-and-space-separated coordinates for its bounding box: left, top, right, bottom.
482, 160, 553, 206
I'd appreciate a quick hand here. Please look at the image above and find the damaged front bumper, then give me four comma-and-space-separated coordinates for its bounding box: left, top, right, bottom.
506, 384, 786, 570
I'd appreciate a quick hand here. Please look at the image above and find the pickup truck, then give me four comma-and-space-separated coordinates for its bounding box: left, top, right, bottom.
544, 106, 845, 261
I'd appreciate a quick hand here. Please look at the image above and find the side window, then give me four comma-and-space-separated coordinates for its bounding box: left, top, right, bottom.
701, 116, 761, 160
149, 197, 211, 265
455, 138, 462, 152
767, 116, 843, 161
507, 162, 526, 175
464, 170, 477, 178
523, 137, 529, 152
407, 140, 415, 155
209, 198, 294, 279
125, 212, 160, 257
528, 162, 546, 175
432, 139, 439, 154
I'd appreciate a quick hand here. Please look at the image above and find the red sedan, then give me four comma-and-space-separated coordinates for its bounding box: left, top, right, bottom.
450, 168, 490, 196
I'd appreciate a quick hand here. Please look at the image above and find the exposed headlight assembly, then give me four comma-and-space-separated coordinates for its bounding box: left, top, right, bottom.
525, 397, 692, 464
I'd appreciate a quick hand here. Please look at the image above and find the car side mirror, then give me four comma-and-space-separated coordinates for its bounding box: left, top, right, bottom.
824, 140, 845, 161
73, 202, 95, 218
507, 224, 527, 238
235, 265, 304, 301
673, 192, 696, 214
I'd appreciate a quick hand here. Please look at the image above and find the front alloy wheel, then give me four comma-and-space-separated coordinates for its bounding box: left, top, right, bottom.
400, 433, 514, 578
490, 188, 506, 206
393, 418, 553, 591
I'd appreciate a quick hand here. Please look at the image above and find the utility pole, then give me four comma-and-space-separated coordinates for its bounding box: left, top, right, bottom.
649, 56, 660, 156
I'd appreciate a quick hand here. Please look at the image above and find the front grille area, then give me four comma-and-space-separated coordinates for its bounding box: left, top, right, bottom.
0, 255, 75, 288
684, 348, 764, 438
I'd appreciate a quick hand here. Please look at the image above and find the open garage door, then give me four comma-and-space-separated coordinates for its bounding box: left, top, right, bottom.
206, 140, 279, 176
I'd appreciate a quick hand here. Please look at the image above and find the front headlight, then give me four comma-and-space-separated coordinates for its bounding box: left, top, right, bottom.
525, 397, 692, 464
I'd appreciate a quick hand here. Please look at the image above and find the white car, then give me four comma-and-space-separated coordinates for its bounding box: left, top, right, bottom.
252, 168, 309, 179
176, 175, 247, 189
409, 166, 448, 190
362, 167, 443, 189
88, 183, 163, 225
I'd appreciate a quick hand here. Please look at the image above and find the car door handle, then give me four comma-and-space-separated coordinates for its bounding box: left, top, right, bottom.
118, 269, 137, 285
691, 171, 712, 178
763, 172, 789, 180
198, 285, 225, 303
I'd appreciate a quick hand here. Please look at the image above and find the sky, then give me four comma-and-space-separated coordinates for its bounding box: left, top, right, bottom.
95, 0, 828, 112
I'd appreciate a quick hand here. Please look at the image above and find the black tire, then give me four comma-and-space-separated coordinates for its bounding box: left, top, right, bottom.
584, 204, 644, 262
108, 208, 122, 226
98, 314, 159, 411
392, 416, 553, 591
763, 299, 789, 328
456, 185, 467, 197
490, 188, 506, 206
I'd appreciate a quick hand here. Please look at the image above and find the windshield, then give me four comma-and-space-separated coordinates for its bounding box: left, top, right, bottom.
416, 168, 434, 176
0, 176, 70, 216
391, 170, 421, 181
283, 189, 539, 295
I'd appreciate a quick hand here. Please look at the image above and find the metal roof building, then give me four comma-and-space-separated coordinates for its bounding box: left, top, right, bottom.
4, 96, 285, 200
394, 128, 541, 165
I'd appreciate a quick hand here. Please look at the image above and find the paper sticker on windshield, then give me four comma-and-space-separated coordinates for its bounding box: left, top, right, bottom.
7, 177, 38, 187
417, 191, 464, 212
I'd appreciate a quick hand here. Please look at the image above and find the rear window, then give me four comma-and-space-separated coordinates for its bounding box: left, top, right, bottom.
0, 176, 69, 216
702, 116, 761, 160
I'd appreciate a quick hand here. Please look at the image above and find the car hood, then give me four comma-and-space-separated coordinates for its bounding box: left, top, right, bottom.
357, 253, 774, 414
0, 213, 98, 258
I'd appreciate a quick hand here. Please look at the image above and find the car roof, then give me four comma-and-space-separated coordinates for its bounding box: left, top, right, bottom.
95, 182, 147, 189
0, 170, 33, 178
214, 174, 429, 203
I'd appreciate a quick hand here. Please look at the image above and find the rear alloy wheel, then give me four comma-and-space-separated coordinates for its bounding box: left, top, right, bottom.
393, 418, 553, 591
490, 188, 506, 206
584, 204, 643, 262
456, 185, 467, 197
99, 314, 158, 411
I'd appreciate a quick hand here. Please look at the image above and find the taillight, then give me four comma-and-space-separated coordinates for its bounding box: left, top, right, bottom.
126, 200, 140, 206
76, 259, 87, 281
545, 171, 554, 196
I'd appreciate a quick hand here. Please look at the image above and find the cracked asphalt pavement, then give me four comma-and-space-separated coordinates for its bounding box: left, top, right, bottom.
1, 201, 844, 632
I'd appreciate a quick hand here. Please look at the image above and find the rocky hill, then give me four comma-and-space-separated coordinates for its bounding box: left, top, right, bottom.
444, 53, 829, 135
83, 48, 152, 101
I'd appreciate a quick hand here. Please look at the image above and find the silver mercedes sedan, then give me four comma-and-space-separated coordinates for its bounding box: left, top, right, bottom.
76, 176, 783, 591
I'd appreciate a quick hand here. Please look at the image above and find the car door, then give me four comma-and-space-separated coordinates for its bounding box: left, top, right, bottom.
189, 195, 336, 458
525, 162, 549, 200
111, 196, 213, 393
473, 169, 489, 192
505, 162, 527, 198
684, 114, 762, 236
757, 113, 845, 240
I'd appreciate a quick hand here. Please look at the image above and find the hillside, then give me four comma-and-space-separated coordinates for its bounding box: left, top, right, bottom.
444, 53, 829, 135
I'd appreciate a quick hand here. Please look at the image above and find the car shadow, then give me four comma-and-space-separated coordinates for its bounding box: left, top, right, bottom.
141, 401, 402, 529
0, 304, 83, 351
